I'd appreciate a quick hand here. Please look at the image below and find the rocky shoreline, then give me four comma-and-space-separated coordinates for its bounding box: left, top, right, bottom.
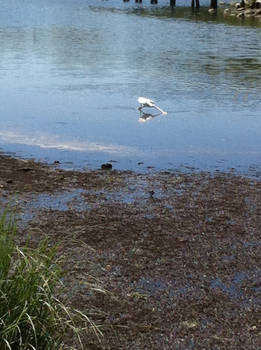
223, 0, 261, 19
0, 153, 261, 349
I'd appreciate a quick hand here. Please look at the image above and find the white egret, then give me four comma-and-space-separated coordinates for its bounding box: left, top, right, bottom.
137, 97, 167, 115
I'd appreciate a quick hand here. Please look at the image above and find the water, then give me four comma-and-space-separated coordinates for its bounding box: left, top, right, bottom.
0, 0, 261, 172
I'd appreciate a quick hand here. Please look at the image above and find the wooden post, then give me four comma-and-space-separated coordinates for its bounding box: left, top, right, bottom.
210, 0, 217, 8
191, 0, 195, 7
196, 0, 200, 7
170, 0, 176, 6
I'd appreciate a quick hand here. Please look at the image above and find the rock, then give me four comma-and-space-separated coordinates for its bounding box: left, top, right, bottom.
256, 0, 261, 8
244, 0, 255, 8
244, 8, 255, 15
235, 2, 242, 8
239, 0, 245, 7
244, 8, 255, 13
208, 8, 216, 12
224, 8, 231, 14
53, 160, 60, 164
101, 163, 112, 170
149, 190, 155, 198
182, 320, 199, 329
237, 11, 245, 16
18, 167, 33, 172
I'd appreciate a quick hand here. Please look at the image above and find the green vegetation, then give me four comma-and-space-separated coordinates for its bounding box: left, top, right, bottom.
0, 210, 100, 349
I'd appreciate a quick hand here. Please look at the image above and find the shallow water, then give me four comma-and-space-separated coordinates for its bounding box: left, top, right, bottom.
0, 0, 261, 172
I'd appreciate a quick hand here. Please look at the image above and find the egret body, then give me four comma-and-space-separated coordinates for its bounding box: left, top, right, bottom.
137, 97, 167, 115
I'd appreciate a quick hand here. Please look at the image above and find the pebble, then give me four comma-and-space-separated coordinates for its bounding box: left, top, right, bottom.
101, 163, 112, 170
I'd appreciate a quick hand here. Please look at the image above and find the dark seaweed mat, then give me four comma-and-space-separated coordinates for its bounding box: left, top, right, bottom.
0, 154, 260, 349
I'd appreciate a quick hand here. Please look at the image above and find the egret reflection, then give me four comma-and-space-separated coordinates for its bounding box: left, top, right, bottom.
138, 111, 163, 123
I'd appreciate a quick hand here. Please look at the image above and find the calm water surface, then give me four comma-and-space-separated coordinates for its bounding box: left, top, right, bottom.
0, 0, 261, 172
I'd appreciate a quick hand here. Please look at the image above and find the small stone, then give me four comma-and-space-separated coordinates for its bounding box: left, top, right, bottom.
105, 265, 112, 272
244, 0, 255, 7
224, 8, 231, 14
6, 179, 13, 184
244, 8, 255, 13
101, 163, 112, 170
182, 320, 199, 329
149, 190, 155, 198
18, 167, 33, 172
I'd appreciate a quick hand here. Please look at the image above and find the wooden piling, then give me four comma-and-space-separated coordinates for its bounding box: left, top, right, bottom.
210, 0, 217, 8
191, 0, 200, 8
124, 0, 215, 11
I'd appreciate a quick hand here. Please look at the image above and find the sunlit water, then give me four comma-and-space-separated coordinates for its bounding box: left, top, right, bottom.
0, 0, 261, 172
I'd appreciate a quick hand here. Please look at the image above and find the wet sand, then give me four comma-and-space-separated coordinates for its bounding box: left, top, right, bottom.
0, 153, 260, 349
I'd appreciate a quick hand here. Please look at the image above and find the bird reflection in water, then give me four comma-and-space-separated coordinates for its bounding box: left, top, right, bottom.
138, 111, 164, 123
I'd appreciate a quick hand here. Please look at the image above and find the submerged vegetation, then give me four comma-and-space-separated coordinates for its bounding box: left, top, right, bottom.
0, 210, 101, 350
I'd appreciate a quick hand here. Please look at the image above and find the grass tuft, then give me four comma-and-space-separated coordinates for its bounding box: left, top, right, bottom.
0, 209, 101, 349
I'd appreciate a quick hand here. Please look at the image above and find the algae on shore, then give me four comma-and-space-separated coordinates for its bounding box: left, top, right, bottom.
0, 154, 260, 349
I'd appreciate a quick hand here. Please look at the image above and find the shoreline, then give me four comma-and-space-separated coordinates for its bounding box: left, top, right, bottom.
1, 153, 260, 349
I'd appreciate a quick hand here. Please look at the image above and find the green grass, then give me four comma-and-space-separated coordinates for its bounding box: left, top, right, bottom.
0, 209, 101, 349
